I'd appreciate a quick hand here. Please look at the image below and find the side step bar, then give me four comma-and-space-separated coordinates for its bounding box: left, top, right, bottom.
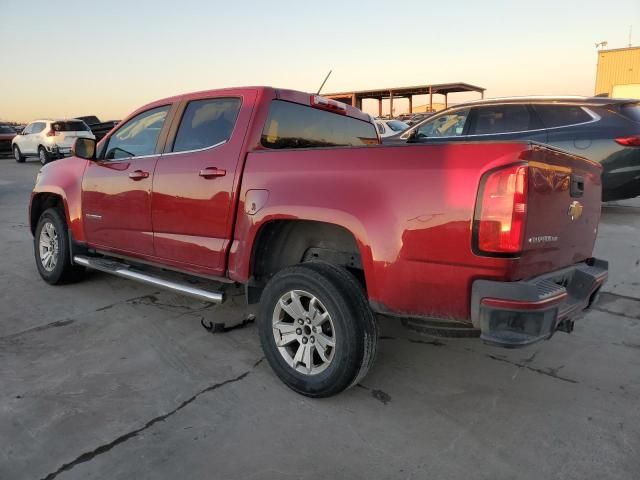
73, 255, 224, 304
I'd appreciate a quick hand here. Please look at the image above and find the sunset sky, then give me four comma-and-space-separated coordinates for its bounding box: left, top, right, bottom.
1, 0, 639, 122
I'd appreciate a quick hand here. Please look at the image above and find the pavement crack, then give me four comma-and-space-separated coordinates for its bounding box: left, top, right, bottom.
486, 354, 578, 384
357, 384, 392, 405
39, 365, 258, 480
591, 307, 640, 321
0, 319, 75, 341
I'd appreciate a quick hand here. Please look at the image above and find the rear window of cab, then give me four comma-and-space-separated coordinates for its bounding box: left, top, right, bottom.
261, 100, 378, 149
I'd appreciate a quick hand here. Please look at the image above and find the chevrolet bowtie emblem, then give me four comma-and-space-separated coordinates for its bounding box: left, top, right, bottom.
568, 201, 583, 221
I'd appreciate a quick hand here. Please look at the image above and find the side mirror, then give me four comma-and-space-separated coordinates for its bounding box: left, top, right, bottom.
72, 137, 96, 160
406, 129, 419, 142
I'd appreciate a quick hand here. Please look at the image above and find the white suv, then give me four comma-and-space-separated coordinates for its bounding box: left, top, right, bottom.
12, 119, 95, 165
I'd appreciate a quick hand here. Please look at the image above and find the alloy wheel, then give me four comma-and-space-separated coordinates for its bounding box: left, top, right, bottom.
38, 221, 59, 272
272, 289, 336, 375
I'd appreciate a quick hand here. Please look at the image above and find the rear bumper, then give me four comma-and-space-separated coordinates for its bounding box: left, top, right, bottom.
44, 144, 72, 158
471, 258, 608, 348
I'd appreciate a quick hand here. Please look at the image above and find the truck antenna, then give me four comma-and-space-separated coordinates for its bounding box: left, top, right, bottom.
316, 70, 332, 95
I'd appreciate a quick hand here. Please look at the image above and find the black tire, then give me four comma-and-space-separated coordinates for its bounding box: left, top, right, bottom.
258, 262, 378, 397
34, 208, 85, 285
13, 145, 25, 163
38, 146, 51, 165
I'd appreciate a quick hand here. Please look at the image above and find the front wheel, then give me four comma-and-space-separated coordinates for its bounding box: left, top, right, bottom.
13, 145, 25, 163
34, 208, 85, 284
258, 262, 378, 397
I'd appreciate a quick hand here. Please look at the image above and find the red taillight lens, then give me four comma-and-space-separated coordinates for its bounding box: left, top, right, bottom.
46, 129, 56, 137
475, 165, 528, 254
615, 135, 640, 146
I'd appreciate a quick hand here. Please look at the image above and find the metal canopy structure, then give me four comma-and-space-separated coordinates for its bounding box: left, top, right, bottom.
323, 82, 485, 117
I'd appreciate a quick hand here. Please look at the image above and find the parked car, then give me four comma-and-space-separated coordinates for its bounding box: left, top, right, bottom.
12, 119, 95, 165
384, 96, 640, 201
30, 87, 607, 397
374, 119, 410, 137
0, 124, 17, 156
75, 115, 119, 141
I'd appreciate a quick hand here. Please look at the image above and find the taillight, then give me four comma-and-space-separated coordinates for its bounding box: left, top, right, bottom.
46, 129, 56, 137
310, 95, 348, 115
615, 135, 640, 146
474, 164, 528, 254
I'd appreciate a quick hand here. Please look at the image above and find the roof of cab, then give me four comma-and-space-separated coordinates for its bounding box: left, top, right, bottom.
134, 86, 372, 123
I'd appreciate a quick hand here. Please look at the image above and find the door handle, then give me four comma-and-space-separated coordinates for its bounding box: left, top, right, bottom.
199, 167, 226, 179
128, 170, 149, 180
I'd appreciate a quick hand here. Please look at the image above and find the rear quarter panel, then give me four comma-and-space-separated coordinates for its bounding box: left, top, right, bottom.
229, 142, 536, 321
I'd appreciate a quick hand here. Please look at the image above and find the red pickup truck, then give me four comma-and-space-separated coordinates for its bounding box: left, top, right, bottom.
30, 87, 608, 397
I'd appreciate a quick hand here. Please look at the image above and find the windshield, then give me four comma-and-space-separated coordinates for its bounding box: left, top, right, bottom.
0, 125, 15, 134
386, 120, 409, 132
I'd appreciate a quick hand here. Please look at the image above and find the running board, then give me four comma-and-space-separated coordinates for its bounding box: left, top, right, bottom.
73, 255, 224, 304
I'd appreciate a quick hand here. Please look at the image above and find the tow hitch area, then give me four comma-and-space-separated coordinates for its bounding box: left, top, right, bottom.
471, 258, 608, 348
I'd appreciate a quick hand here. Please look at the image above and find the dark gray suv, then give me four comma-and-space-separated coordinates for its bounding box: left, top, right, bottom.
384, 97, 640, 201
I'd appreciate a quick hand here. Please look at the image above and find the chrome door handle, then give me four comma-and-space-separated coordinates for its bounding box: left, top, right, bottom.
199, 167, 226, 178
129, 170, 149, 180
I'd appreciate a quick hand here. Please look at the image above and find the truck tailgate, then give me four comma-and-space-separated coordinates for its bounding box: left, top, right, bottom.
515, 145, 603, 279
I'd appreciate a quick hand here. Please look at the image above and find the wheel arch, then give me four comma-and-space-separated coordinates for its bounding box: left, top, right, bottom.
245, 219, 370, 303
30, 192, 66, 235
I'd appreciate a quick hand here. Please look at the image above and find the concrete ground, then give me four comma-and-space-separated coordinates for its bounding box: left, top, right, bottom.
1, 157, 639, 480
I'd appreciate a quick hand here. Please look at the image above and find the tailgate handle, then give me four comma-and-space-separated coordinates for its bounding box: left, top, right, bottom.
570, 174, 584, 198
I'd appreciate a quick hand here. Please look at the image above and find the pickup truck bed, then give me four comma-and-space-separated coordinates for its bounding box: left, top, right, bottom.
30, 87, 608, 396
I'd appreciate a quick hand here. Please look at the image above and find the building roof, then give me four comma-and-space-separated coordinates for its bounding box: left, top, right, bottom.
324, 82, 485, 99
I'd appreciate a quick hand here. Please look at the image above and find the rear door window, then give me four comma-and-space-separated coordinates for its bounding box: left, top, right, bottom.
261, 100, 378, 149
32, 122, 46, 134
172, 98, 241, 153
534, 105, 593, 128
104, 105, 170, 160
469, 105, 533, 135
620, 103, 640, 122
416, 109, 470, 138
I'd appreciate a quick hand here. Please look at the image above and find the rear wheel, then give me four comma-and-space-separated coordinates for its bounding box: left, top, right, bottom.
258, 262, 378, 397
34, 208, 85, 284
13, 145, 25, 163
38, 146, 50, 165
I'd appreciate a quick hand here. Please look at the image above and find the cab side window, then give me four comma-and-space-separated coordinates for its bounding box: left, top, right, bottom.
417, 109, 470, 138
172, 98, 241, 153
104, 105, 170, 160
22, 124, 34, 135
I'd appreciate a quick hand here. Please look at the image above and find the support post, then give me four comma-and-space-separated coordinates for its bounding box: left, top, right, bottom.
429, 87, 433, 112
444, 93, 448, 109
378, 98, 382, 117
351, 93, 357, 107
389, 90, 394, 118
408, 96, 413, 114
